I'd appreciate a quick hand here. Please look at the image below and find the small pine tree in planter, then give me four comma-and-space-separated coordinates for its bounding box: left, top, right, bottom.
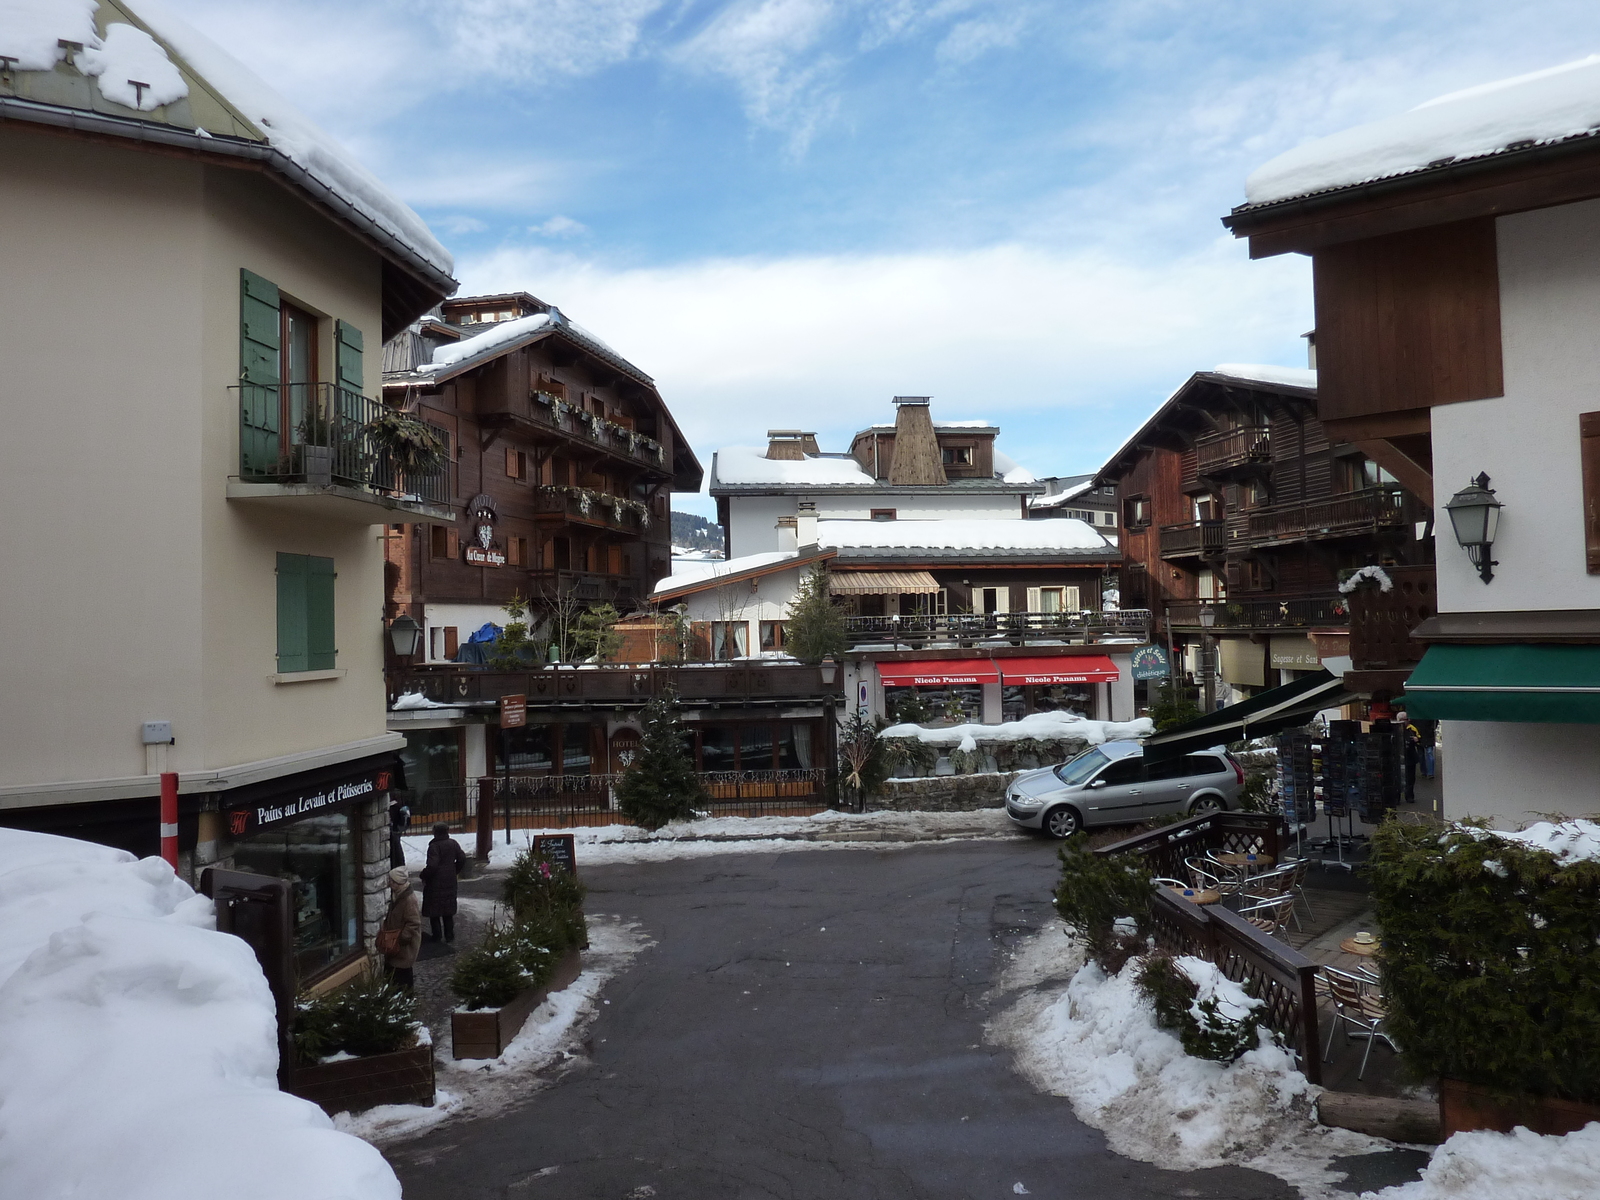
784, 564, 847, 664
286, 972, 433, 1114
616, 689, 706, 831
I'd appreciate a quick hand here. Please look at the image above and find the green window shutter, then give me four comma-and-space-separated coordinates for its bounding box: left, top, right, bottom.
335, 320, 363, 394
241, 270, 282, 476
276, 553, 309, 673
306, 555, 337, 671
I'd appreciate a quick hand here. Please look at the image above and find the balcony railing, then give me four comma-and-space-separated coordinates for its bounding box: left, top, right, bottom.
529, 486, 646, 531
1165, 595, 1347, 630
391, 662, 838, 708
237, 383, 451, 505
843, 609, 1151, 647
523, 569, 640, 605
1159, 519, 1225, 558
526, 393, 668, 471
1245, 487, 1405, 543
1194, 425, 1271, 475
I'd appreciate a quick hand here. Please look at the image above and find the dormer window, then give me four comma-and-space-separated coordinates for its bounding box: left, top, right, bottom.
941, 445, 973, 465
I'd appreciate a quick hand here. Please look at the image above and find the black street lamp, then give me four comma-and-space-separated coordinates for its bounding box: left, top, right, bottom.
388, 612, 423, 658
1445, 473, 1503, 584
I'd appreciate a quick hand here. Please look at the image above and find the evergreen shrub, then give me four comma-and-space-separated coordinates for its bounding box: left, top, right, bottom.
449, 918, 559, 1011
784, 564, 848, 664
1053, 834, 1156, 973
292, 972, 417, 1063
1136, 953, 1266, 1063
616, 688, 706, 830
1370, 818, 1600, 1103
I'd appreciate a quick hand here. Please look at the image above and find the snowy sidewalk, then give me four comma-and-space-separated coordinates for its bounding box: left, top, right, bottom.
402, 807, 1017, 868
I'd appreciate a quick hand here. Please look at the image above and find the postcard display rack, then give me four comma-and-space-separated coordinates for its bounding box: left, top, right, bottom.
1276, 722, 1400, 868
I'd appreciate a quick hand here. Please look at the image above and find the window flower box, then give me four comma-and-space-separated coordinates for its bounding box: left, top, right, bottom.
450, 945, 583, 1060
284, 1030, 435, 1116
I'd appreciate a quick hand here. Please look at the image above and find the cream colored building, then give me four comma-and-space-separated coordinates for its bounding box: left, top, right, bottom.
0, 2, 455, 984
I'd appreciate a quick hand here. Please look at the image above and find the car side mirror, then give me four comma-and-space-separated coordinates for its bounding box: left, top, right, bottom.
1089, 778, 1108, 789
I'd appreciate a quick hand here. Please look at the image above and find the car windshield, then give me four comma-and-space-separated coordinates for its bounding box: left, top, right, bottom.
1054, 748, 1111, 787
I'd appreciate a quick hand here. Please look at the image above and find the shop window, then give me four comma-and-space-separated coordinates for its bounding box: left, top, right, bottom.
561, 725, 594, 774
699, 725, 737, 772
275, 552, 335, 673
776, 723, 816, 769
1124, 496, 1151, 528
760, 621, 786, 652
232, 810, 359, 980
711, 621, 749, 660
740, 724, 775, 771
399, 729, 463, 813
502, 724, 553, 773
1001, 685, 1028, 723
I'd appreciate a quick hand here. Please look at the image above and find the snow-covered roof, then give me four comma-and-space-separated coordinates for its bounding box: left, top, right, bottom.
1032, 479, 1098, 509
652, 550, 803, 597
820, 518, 1112, 556
992, 449, 1038, 485
711, 447, 877, 487
399, 306, 658, 391
1246, 55, 1600, 208
1, 0, 452, 280
1211, 364, 1318, 391
423, 313, 552, 373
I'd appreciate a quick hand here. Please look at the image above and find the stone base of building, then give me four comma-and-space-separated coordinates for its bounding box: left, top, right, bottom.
870, 772, 1019, 811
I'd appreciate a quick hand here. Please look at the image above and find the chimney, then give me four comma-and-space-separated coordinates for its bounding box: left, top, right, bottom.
887, 396, 946, 486
766, 430, 811, 460
776, 515, 798, 552
796, 501, 819, 548
1303, 330, 1317, 369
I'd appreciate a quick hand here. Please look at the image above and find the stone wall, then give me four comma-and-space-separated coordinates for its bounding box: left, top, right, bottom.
360, 796, 391, 959
870, 772, 1022, 812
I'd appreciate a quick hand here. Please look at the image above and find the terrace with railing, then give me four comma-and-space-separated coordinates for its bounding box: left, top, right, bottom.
1158, 519, 1225, 559
391, 661, 839, 709
842, 608, 1151, 648
1245, 487, 1405, 545
1194, 425, 1271, 476
1164, 594, 1346, 630
529, 486, 648, 531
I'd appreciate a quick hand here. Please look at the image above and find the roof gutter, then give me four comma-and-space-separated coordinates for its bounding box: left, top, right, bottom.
0, 96, 456, 298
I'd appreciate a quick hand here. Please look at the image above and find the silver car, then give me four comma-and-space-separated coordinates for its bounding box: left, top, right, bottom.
1005, 742, 1244, 839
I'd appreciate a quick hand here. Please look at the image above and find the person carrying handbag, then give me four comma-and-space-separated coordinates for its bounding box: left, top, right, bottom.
376, 867, 422, 990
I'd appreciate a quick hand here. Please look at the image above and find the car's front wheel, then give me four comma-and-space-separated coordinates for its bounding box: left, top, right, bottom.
1188, 793, 1225, 816
1041, 805, 1082, 839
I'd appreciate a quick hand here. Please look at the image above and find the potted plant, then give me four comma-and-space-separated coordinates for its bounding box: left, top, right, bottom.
297, 408, 336, 486
286, 971, 434, 1115
364, 408, 447, 481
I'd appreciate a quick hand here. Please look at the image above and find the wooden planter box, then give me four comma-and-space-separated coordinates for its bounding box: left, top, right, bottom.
286, 1037, 435, 1116
452, 945, 583, 1060
1441, 1078, 1600, 1138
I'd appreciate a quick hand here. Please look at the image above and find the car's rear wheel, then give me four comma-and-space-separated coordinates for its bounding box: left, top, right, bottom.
1188, 793, 1225, 815
1042, 806, 1081, 839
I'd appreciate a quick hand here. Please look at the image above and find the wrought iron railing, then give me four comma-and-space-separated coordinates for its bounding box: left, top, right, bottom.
842, 609, 1151, 647
1245, 487, 1405, 542
1195, 425, 1271, 474
1158, 519, 1225, 558
236, 382, 451, 504
391, 662, 838, 708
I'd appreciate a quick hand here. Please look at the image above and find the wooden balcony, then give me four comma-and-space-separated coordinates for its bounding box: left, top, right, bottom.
478, 388, 669, 473
390, 662, 838, 709
522, 569, 641, 606
529, 486, 647, 532
1195, 425, 1271, 476
1244, 487, 1405, 545
1159, 519, 1225, 559
843, 608, 1151, 647
1348, 565, 1435, 672
1165, 595, 1347, 631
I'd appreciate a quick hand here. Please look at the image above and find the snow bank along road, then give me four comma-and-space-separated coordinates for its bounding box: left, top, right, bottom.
387, 840, 1296, 1200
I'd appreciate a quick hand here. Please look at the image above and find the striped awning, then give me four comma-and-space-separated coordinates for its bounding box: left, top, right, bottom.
828, 570, 941, 595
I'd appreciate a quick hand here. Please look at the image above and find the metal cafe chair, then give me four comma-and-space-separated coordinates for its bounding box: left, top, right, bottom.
1238, 893, 1297, 936
1321, 966, 1396, 1080
1241, 865, 1303, 931
1185, 856, 1240, 895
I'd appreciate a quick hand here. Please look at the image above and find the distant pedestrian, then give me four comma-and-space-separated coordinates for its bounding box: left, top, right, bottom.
389, 796, 411, 868
420, 823, 468, 943
1416, 720, 1438, 779
1403, 722, 1419, 803
378, 867, 421, 990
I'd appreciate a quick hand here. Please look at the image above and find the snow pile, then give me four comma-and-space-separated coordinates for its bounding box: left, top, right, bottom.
81, 20, 187, 110
1367, 1123, 1600, 1200
0, 0, 97, 70
1213, 363, 1319, 390
422, 312, 551, 372
1176, 955, 1262, 1027
391, 691, 456, 710
1246, 55, 1600, 207
879, 709, 1154, 748
1340, 565, 1395, 595
712, 446, 876, 487
0, 827, 399, 1200
1470, 818, 1600, 866
820, 517, 1110, 552
990, 932, 1384, 1196
993, 449, 1038, 484
653, 549, 798, 595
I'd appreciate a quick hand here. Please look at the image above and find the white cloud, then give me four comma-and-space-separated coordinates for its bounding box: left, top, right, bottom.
936, 8, 1033, 64
423, 0, 665, 81
531, 214, 589, 237
457, 240, 1312, 491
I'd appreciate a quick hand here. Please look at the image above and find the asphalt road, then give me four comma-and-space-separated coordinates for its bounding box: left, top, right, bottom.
388, 839, 1297, 1200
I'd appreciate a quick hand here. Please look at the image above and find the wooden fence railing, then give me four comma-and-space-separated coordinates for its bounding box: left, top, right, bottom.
1094, 812, 1322, 1084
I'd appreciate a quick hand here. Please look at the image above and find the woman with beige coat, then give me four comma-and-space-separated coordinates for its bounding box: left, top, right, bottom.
377, 867, 422, 990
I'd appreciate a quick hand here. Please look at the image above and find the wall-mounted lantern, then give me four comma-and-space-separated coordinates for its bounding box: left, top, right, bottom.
388, 613, 423, 658
1445, 473, 1503, 584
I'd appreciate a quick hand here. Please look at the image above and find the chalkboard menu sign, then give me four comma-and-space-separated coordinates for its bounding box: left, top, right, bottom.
531, 833, 577, 877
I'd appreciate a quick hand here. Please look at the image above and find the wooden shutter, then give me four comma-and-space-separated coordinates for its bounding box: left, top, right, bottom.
447, 528, 460, 559
1064, 585, 1080, 612
335, 320, 363, 394
240, 270, 282, 475
444, 627, 459, 659
1026, 587, 1042, 613
275, 552, 308, 673
305, 555, 337, 671
690, 622, 712, 661
1584, 411, 1600, 574
505, 446, 520, 479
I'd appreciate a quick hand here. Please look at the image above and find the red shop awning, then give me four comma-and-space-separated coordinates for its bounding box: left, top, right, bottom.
878, 659, 1000, 687
1000, 655, 1121, 685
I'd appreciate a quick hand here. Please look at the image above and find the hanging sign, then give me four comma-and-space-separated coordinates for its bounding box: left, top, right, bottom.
499, 694, 527, 728
1131, 644, 1171, 681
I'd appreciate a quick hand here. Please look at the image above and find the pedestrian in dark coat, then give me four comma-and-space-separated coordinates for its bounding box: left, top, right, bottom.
420, 823, 467, 942
388, 797, 411, 869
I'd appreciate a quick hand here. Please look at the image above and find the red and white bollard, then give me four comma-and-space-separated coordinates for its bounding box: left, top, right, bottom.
160, 772, 179, 869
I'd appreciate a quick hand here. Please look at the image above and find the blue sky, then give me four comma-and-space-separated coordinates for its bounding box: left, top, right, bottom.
172, 0, 1600, 518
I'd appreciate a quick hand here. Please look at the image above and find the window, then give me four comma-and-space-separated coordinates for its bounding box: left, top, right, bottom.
1124, 496, 1151, 528
1103, 512, 1116, 527
1242, 559, 1266, 591
232, 810, 358, 979
275, 552, 335, 672
1030, 586, 1080, 614
508, 537, 527, 567
429, 626, 459, 660
711, 621, 749, 660
1096, 758, 1144, 786
941, 445, 974, 465
505, 447, 527, 480
1584, 411, 1600, 574
430, 524, 458, 560
870, 508, 897, 521
502, 725, 553, 773
760, 621, 786, 651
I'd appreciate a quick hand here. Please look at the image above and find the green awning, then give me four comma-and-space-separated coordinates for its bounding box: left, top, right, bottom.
1404, 644, 1600, 723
